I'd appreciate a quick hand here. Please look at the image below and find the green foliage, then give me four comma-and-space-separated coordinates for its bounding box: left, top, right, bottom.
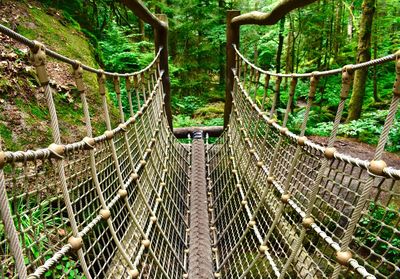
99, 22, 154, 73
173, 115, 200, 127
305, 110, 400, 151
18, 4, 97, 69
355, 202, 400, 272
0, 123, 17, 150
172, 95, 204, 116
204, 117, 224, 126
0, 198, 82, 278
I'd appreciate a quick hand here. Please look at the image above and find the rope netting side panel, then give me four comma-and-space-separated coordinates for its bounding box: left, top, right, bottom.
208, 48, 400, 279
0, 27, 190, 279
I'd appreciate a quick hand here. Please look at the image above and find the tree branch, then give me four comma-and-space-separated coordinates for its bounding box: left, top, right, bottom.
231, 0, 317, 26
120, 0, 167, 30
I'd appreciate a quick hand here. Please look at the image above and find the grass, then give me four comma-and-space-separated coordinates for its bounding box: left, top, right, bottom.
14, 98, 48, 120
0, 123, 19, 150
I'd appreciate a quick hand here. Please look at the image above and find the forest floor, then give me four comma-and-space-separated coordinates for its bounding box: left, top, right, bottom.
311, 136, 400, 169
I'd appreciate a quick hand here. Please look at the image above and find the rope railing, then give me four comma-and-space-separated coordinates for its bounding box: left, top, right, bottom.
208, 46, 400, 278
0, 26, 190, 279
1, 14, 400, 279
0, 23, 162, 77
233, 44, 398, 78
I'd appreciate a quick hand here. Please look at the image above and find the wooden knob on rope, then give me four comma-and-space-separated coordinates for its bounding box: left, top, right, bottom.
297, 136, 307, 146
281, 194, 290, 204
29, 41, 49, 85
279, 127, 288, 135
97, 70, 106, 95
142, 239, 151, 248
259, 245, 268, 253
336, 250, 352, 266
131, 173, 139, 180
394, 51, 400, 96
324, 147, 336, 159
128, 269, 140, 278
99, 209, 111, 220
48, 143, 65, 159
118, 123, 127, 132
104, 130, 114, 140
118, 189, 128, 198
82, 137, 95, 149
72, 61, 85, 91
302, 217, 314, 229
369, 160, 387, 176
248, 220, 256, 227
129, 116, 136, 123
68, 236, 83, 251
0, 151, 6, 168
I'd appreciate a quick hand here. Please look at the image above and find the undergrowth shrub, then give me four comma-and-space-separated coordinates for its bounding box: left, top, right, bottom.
355, 202, 400, 275
287, 108, 400, 152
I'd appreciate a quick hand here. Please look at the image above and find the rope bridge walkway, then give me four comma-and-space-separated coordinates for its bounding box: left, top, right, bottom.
0, 20, 399, 279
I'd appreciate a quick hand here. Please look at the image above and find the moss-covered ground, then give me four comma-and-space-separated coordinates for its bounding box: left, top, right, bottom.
0, 0, 119, 151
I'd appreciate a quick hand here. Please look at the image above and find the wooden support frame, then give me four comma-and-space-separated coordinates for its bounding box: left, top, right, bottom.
223, 0, 318, 127
121, 0, 173, 129
223, 10, 240, 128
173, 126, 224, 139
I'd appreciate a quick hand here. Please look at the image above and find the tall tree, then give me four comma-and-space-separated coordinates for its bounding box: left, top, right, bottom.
219, 0, 226, 87
347, 0, 376, 121
275, 17, 285, 109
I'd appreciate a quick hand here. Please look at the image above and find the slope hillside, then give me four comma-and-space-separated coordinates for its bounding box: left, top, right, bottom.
0, 0, 118, 151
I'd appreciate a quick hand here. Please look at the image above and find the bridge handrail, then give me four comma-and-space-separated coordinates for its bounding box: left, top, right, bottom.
0, 23, 162, 77
233, 44, 398, 78
0, 73, 163, 166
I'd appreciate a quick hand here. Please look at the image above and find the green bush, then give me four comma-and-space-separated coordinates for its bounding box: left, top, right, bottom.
172, 95, 204, 116
291, 109, 400, 152
355, 202, 400, 273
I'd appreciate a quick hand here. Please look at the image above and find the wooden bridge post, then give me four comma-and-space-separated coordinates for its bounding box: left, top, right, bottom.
224, 10, 240, 128
155, 14, 173, 129
121, 1, 173, 129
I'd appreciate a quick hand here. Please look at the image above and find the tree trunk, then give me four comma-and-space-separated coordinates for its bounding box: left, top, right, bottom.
284, 16, 294, 88
138, 19, 145, 41
333, 1, 342, 56
347, 2, 354, 39
254, 44, 258, 64
276, 17, 285, 73
219, 0, 226, 87
275, 17, 285, 109
372, 2, 381, 102
346, 0, 376, 122
372, 38, 379, 102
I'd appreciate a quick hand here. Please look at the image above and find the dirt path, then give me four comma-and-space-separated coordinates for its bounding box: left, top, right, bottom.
309, 136, 400, 169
